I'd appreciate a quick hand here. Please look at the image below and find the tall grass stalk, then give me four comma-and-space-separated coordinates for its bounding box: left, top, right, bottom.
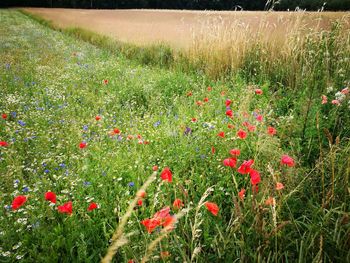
101, 172, 157, 263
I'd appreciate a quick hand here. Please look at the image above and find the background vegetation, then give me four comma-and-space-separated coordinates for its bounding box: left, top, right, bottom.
1, 0, 350, 11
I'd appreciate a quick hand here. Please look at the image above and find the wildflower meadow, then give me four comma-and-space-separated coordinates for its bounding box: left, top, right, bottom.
0, 10, 349, 263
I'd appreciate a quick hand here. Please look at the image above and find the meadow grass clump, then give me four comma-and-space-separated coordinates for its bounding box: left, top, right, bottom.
0, 9, 349, 263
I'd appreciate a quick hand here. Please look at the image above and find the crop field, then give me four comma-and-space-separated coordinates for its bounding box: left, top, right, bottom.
0, 8, 350, 263
24, 8, 349, 48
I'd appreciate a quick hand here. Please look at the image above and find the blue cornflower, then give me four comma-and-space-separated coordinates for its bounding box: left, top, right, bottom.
153, 121, 161, 127
128, 182, 135, 187
18, 120, 26, 126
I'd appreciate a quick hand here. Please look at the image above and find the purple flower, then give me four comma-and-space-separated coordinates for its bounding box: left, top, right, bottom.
184, 127, 192, 136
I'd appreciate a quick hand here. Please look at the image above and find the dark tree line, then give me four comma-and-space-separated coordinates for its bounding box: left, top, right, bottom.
1, 0, 349, 10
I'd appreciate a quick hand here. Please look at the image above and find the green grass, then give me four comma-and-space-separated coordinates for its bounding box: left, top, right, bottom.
0, 10, 349, 263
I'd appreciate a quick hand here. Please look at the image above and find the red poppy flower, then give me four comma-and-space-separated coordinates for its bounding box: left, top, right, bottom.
44, 191, 56, 204
128, 260, 134, 263
205, 202, 219, 216
238, 188, 246, 200
247, 124, 256, 132
225, 99, 232, 107
203, 97, 209, 102
229, 149, 240, 156
95, 115, 101, 121
191, 118, 197, 123
267, 126, 277, 136
217, 131, 225, 138
152, 165, 158, 171
196, 101, 203, 106
137, 199, 143, 206
0, 141, 9, 147
281, 155, 295, 167
12, 195, 27, 210
265, 197, 276, 206
226, 109, 233, 118
141, 218, 161, 233
223, 158, 237, 168
207, 86, 212, 91
256, 115, 263, 122
87, 202, 98, 211
173, 199, 184, 210
332, 100, 340, 106
138, 190, 146, 198
103, 79, 108, 85
276, 182, 284, 190
79, 142, 87, 149
341, 87, 349, 94
237, 159, 254, 174
58, 201, 73, 215
187, 91, 193, 97
1, 113, 7, 119
160, 167, 172, 182
162, 215, 176, 230
154, 206, 170, 219
237, 129, 247, 139
113, 128, 121, 134
227, 124, 234, 129
255, 89, 263, 95
249, 169, 261, 185
211, 146, 215, 154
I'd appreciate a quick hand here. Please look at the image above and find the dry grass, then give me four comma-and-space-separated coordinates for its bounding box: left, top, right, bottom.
186, 11, 350, 77
23, 8, 348, 49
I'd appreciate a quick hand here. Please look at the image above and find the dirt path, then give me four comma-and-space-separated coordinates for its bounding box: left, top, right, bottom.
23, 8, 348, 48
